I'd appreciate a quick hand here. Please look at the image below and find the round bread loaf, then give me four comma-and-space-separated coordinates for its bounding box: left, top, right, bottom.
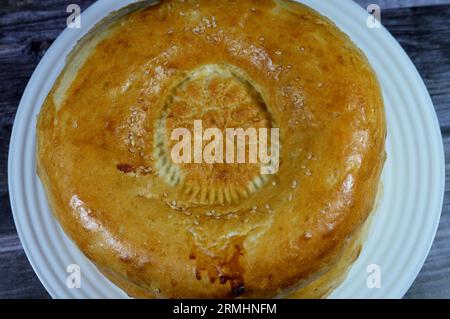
37, 0, 386, 298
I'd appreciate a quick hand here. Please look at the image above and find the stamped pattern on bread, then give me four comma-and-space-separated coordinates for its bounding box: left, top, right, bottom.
154, 64, 276, 205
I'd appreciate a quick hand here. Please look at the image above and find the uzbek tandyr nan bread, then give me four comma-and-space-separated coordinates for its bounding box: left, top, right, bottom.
37, 0, 386, 298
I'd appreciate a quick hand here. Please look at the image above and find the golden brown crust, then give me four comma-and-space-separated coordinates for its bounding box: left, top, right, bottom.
36, 0, 386, 298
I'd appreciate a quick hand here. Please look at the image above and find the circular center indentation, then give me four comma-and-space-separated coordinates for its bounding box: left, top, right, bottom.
154, 64, 275, 205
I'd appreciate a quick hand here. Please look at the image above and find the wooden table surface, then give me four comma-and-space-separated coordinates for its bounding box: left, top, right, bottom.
0, 0, 449, 299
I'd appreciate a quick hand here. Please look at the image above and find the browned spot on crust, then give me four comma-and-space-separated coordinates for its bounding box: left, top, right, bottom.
354, 245, 362, 260
231, 282, 246, 297
190, 240, 246, 297
117, 163, 134, 173
220, 245, 246, 297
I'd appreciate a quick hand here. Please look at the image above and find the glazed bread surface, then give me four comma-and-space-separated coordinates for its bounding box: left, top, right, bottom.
37, 0, 386, 298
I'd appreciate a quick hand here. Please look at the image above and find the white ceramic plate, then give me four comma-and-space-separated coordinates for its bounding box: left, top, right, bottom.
8, 0, 445, 299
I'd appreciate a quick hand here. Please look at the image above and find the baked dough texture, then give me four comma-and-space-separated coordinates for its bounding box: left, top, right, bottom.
36, 0, 386, 298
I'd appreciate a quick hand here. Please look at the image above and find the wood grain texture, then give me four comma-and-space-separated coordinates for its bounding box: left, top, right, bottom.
0, 0, 448, 299
358, 0, 450, 9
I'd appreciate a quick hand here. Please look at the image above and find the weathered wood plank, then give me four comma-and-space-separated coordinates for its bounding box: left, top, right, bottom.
381, 5, 450, 129
358, 0, 450, 9
0, 249, 49, 299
